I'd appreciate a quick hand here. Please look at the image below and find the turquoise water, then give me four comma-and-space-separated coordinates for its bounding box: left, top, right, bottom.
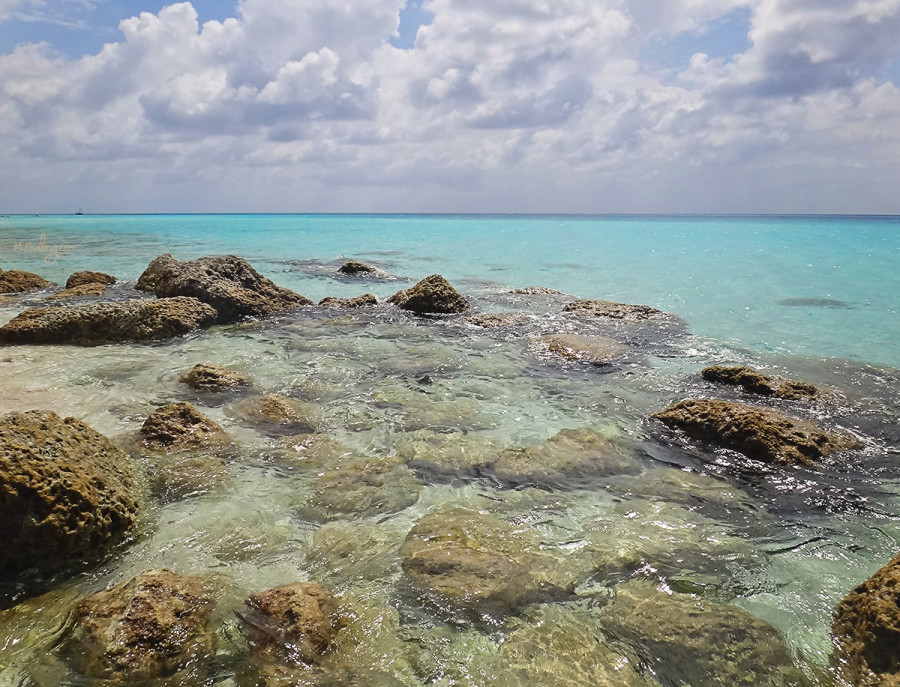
2, 213, 898, 368
0, 214, 898, 685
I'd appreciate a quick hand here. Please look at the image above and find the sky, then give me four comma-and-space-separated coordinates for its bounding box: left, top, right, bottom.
1, 0, 899, 214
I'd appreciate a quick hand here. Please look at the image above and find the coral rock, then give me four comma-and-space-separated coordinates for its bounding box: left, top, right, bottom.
387, 274, 469, 314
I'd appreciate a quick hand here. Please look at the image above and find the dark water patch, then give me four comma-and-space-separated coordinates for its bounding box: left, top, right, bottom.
778, 297, 851, 308
269, 257, 408, 283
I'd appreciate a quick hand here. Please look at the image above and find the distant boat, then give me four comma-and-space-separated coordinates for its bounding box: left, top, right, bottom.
75, 209, 84, 215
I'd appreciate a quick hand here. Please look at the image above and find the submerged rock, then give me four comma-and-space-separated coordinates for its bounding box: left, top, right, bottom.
0, 410, 141, 585
65, 569, 218, 682
493, 427, 639, 487
396, 430, 504, 477
140, 401, 227, 451
275, 433, 357, 470
0, 269, 54, 293
240, 582, 344, 667
337, 261, 376, 275
563, 298, 672, 321
387, 274, 469, 314
475, 604, 661, 687
305, 459, 422, 519
599, 581, 809, 686
318, 294, 378, 308
652, 399, 861, 466
43, 282, 108, 300
136, 253, 312, 323
400, 508, 572, 617
0, 297, 218, 345
65, 271, 116, 289
702, 365, 819, 400
468, 312, 530, 328
179, 362, 252, 392
832, 553, 900, 686
151, 455, 228, 503
509, 286, 566, 296
539, 333, 628, 365
227, 394, 321, 434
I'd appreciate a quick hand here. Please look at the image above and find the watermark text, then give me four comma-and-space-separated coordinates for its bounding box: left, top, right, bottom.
13, 234, 76, 264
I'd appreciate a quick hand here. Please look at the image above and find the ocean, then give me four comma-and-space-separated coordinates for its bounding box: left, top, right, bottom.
0, 213, 898, 685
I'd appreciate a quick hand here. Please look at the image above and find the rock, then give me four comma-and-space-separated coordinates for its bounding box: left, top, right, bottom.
400, 508, 572, 617
832, 553, 900, 686
337, 261, 376, 275
387, 274, 469, 314
509, 286, 566, 295
652, 399, 861, 466
151, 456, 228, 503
702, 365, 819, 400
318, 294, 378, 308
475, 604, 661, 687
227, 394, 321, 435
65, 271, 116, 289
0, 410, 140, 584
563, 298, 671, 321
493, 427, 639, 487
599, 581, 808, 686
396, 430, 504, 476
65, 569, 218, 682
0, 270, 54, 293
275, 434, 357, 470
306, 521, 403, 582
305, 460, 422, 519
239, 582, 344, 666
136, 253, 312, 323
468, 312, 530, 328
539, 333, 628, 365
179, 363, 252, 391
0, 297, 218, 345
43, 282, 108, 300
140, 402, 227, 451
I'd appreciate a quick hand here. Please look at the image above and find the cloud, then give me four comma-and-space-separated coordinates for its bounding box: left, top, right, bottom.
0, 0, 899, 212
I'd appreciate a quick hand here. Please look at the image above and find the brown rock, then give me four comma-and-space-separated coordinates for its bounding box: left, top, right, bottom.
179, 363, 252, 391
240, 582, 344, 666
306, 460, 422, 519
65, 271, 116, 289
832, 553, 900, 686
509, 286, 566, 295
0, 410, 140, 583
66, 569, 218, 681
0, 270, 54, 293
653, 399, 861, 465
468, 312, 529, 328
563, 298, 671, 321
539, 333, 628, 365
387, 274, 469, 314
227, 394, 321, 434
136, 253, 312, 323
318, 294, 378, 308
0, 297, 218, 345
44, 282, 108, 300
337, 261, 376, 275
702, 365, 819, 400
140, 402, 226, 451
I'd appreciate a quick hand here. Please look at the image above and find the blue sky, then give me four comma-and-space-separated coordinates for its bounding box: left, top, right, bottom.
1, 0, 899, 213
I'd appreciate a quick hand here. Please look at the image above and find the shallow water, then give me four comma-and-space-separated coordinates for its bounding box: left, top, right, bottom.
0, 215, 898, 685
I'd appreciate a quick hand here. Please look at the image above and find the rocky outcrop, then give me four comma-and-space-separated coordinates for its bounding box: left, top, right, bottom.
66, 569, 218, 681
136, 254, 312, 323
702, 365, 819, 400
599, 581, 806, 686
226, 394, 321, 435
337, 261, 376, 275
387, 274, 469, 314
0, 297, 218, 345
239, 582, 344, 666
563, 298, 671, 321
400, 509, 572, 616
652, 399, 861, 465
0, 410, 140, 583
0, 269, 54, 293
44, 283, 108, 300
832, 553, 900, 686
318, 294, 378, 308
65, 271, 116, 289
179, 363, 252, 391
539, 333, 628, 365
140, 402, 227, 451
468, 312, 529, 328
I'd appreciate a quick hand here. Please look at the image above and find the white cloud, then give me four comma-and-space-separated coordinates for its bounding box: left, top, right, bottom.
0, 0, 898, 212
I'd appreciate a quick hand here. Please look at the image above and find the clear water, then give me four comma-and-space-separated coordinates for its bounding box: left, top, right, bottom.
0, 214, 898, 685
